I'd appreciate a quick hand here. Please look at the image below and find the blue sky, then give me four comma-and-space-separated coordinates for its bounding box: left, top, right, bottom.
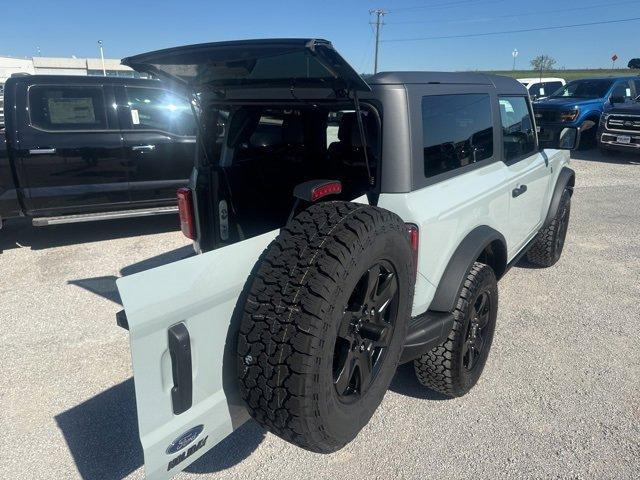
2, 0, 638, 72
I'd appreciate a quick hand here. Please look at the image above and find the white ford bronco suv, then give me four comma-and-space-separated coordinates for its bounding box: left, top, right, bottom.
115, 39, 579, 479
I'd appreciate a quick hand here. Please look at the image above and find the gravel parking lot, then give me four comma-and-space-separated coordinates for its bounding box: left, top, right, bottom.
1, 150, 638, 480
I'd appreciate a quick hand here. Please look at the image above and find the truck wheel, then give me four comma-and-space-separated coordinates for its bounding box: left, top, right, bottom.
237, 201, 414, 453
414, 262, 498, 397
526, 189, 571, 267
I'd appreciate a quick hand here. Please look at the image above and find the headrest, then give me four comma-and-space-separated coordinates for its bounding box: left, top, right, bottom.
282, 116, 304, 144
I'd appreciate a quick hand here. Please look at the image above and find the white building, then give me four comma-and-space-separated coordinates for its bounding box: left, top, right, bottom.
0, 55, 141, 83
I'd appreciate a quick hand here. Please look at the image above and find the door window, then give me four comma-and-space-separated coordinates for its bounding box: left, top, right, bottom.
422, 94, 494, 178
29, 85, 108, 130
499, 97, 536, 163
610, 82, 632, 101
125, 87, 196, 136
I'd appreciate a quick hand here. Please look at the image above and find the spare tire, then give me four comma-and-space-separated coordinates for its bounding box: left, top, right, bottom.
237, 201, 414, 453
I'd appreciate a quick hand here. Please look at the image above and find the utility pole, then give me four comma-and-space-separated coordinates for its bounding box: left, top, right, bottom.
512, 49, 518, 71
97, 40, 106, 76
370, 8, 387, 74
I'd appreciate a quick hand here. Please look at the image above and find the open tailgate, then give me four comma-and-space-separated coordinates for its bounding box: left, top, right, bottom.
116, 230, 277, 479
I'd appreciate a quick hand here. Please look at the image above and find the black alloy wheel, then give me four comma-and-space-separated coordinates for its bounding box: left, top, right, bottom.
333, 260, 399, 401
462, 291, 492, 371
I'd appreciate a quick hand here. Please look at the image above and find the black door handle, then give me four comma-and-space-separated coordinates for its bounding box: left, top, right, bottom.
512, 185, 528, 197
168, 323, 193, 415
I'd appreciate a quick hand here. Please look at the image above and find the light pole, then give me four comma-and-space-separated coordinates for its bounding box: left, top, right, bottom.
512, 49, 518, 71
97, 40, 106, 76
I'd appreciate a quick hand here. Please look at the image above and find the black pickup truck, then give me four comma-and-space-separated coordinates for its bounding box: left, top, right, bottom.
0, 75, 196, 227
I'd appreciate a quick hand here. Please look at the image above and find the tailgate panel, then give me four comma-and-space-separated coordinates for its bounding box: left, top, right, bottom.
117, 229, 278, 479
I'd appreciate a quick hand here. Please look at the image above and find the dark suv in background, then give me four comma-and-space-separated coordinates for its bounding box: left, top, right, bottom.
598, 93, 640, 155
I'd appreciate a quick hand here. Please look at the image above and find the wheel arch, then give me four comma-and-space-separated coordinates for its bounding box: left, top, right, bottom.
543, 166, 575, 229
428, 225, 507, 313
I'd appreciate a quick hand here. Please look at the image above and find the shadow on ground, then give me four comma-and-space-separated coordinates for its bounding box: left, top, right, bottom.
389, 362, 449, 400
55, 379, 265, 480
68, 244, 194, 305
571, 148, 640, 165
0, 214, 179, 253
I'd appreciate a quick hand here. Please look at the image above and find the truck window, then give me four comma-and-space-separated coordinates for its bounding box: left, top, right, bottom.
498, 97, 535, 162
29, 85, 108, 131
125, 87, 196, 136
544, 81, 563, 95
610, 82, 632, 101
422, 94, 493, 179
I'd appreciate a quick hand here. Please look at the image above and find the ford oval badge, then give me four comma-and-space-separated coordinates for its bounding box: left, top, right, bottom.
166, 425, 204, 455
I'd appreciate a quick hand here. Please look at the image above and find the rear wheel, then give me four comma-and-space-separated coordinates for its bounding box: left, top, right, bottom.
237, 201, 414, 453
414, 262, 498, 397
526, 189, 571, 267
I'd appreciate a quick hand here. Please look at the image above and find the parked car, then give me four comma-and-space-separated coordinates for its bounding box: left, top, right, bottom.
518, 77, 566, 100
533, 77, 640, 149
0, 75, 196, 227
598, 92, 640, 155
112, 39, 579, 479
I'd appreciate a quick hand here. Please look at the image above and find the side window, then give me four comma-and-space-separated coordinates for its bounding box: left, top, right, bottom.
544, 81, 563, 95
528, 82, 544, 97
499, 96, 536, 163
610, 82, 632, 101
422, 94, 494, 178
29, 85, 108, 131
125, 87, 196, 136
634, 80, 640, 97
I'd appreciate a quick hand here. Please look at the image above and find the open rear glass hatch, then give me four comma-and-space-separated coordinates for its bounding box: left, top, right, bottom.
122, 38, 371, 94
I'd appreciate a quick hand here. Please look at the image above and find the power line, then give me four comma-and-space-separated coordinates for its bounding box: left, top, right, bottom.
382, 16, 640, 42
391, 0, 503, 12
385, 0, 639, 25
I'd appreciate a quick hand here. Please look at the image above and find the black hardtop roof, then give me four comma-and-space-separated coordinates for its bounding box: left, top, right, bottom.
367, 71, 527, 94
4, 74, 159, 87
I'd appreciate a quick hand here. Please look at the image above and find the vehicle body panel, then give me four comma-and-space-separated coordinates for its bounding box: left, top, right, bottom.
117, 229, 276, 480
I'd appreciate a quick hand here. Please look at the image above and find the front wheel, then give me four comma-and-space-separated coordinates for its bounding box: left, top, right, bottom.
237, 202, 414, 453
414, 262, 498, 397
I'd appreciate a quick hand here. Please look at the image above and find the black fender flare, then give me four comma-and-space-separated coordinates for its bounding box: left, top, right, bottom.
543, 167, 575, 229
429, 226, 507, 313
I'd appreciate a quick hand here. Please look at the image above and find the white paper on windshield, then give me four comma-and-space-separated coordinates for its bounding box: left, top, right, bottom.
131, 109, 140, 125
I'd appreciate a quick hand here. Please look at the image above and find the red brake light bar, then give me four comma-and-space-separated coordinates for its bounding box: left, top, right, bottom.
406, 223, 419, 279
177, 188, 195, 239
310, 181, 342, 202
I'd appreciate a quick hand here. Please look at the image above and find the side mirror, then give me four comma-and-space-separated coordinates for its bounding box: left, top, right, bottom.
610, 95, 625, 105
556, 127, 580, 150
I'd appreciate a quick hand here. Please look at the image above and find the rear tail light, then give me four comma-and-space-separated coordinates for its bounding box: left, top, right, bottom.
406, 223, 419, 279
177, 188, 195, 239
310, 181, 342, 201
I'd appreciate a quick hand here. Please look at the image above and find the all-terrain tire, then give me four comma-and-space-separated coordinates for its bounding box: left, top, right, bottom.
237, 201, 414, 453
414, 262, 498, 397
526, 189, 571, 267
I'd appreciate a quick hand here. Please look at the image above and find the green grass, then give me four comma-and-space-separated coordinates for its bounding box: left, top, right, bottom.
481, 69, 639, 81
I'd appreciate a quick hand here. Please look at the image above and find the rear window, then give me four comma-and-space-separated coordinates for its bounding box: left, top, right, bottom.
422, 94, 494, 178
29, 85, 108, 130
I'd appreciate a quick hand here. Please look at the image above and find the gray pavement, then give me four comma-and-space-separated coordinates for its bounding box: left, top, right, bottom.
1, 149, 638, 479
